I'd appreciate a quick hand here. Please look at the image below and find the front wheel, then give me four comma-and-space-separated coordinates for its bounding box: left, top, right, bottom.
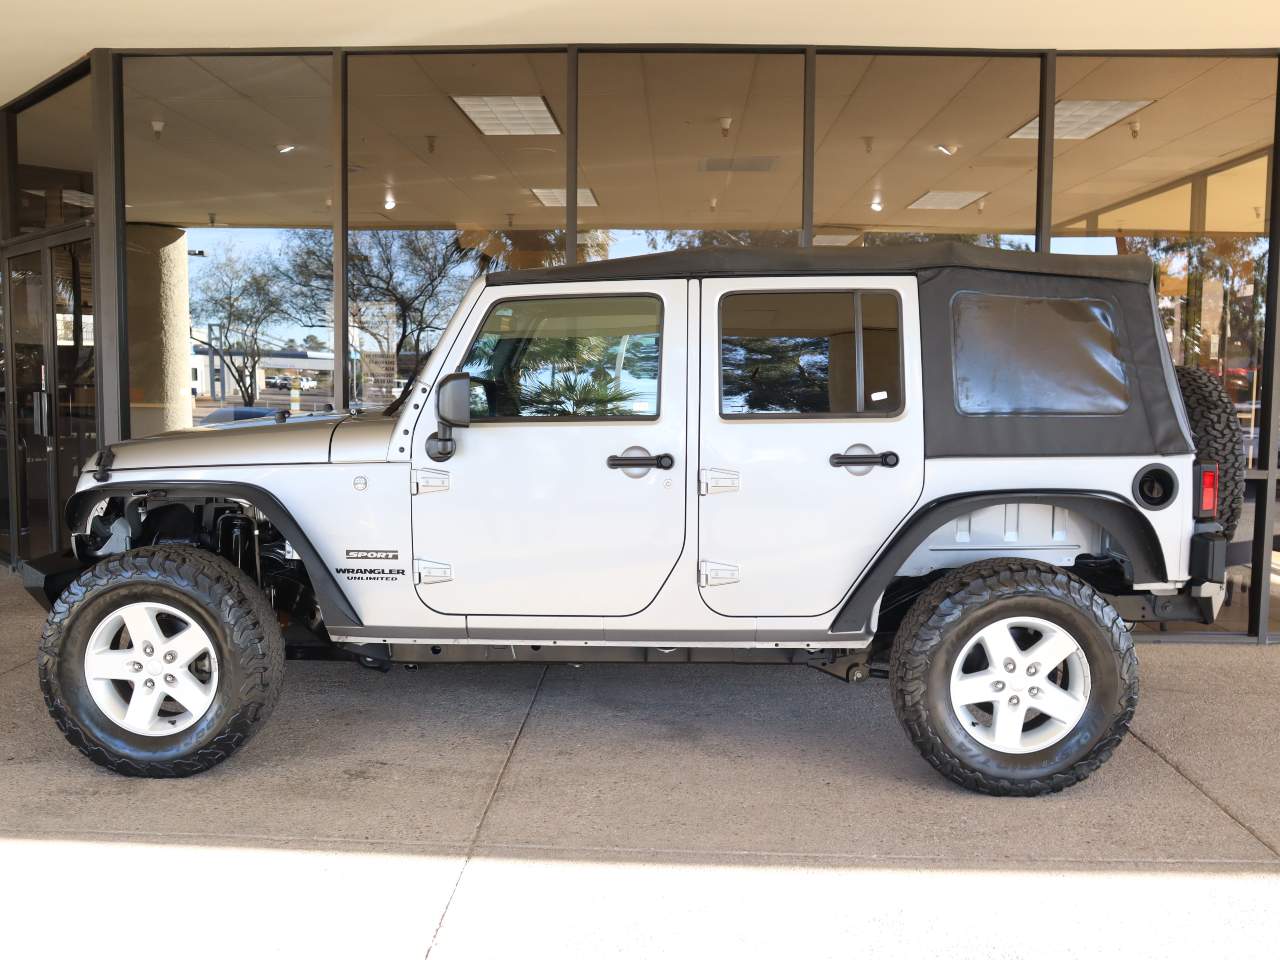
889, 559, 1137, 796
38, 545, 285, 777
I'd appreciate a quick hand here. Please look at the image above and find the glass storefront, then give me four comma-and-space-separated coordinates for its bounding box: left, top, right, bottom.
121, 55, 337, 434
346, 52, 568, 409
578, 52, 804, 259
815, 55, 1039, 248
11, 75, 95, 237
1, 47, 1279, 638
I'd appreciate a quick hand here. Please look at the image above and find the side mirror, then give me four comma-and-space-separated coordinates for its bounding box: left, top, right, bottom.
426, 372, 471, 462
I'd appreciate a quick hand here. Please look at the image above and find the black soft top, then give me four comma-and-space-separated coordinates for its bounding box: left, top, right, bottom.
486, 241, 1154, 286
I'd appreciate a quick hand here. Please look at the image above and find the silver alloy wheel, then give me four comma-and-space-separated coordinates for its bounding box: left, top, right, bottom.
83, 601, 219, 737
949, 615, 1091, 755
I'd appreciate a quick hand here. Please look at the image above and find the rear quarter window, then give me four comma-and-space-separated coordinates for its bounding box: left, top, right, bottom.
952, 291, 1130, 415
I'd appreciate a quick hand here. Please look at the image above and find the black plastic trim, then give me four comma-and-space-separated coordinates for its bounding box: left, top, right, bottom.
63, 481, 362, 629
828, 490, 1168, 635
1131, 462, 1179, 511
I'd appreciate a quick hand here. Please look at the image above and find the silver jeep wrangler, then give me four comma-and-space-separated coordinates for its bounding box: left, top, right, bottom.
26, 242, 1238, 795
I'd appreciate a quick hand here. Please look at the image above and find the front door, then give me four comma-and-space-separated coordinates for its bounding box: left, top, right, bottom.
2, 234, 97, 561
697, 277, 925, 618
411, 281, 688, 617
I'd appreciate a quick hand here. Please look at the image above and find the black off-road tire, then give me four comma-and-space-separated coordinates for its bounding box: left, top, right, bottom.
1175, 365, 1245, 538
889, 558, 1137, 797
38, 545, 285, 777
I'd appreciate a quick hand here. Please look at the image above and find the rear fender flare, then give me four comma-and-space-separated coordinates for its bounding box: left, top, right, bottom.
829, 490, 1166, 635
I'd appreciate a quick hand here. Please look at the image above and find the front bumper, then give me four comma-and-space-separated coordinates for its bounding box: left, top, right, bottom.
20, 552, 87, 610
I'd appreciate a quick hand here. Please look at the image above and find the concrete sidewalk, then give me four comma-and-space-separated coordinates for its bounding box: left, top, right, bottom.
1, 571, 1278, 958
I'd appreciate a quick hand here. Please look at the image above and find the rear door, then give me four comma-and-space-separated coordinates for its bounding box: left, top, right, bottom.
697, 276, 924, 617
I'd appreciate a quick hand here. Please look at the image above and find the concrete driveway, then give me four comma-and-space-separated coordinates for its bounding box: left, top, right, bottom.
1, 572, 1277, 958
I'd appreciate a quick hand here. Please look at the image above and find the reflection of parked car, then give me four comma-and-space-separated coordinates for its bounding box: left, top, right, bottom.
29, 243, 1244, 796
200, 406, 276, 425
264, 375, 288, 389
297, 375, 318, 391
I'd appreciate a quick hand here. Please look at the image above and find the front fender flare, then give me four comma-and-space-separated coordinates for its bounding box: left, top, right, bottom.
65, 481, 362, 630
829, 490, 1167, 635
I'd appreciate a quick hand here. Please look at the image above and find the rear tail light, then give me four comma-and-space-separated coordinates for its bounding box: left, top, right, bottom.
1194, 462, 1219, 520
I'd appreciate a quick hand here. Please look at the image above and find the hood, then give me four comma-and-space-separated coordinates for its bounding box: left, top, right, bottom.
101, 412, 349, 471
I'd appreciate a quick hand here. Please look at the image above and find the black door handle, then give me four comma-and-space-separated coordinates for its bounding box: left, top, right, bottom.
829, 451, 899, 468
608, 453, 675, 470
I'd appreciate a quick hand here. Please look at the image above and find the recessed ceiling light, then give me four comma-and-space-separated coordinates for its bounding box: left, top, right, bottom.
384, 195, 397, 210
531, 187, 597, 208
813, 234, 860, 246
907, 190, 989, 210
869, 197, 884, 213
452, 96, 560, 136
277, 144, 296, 154
1009, 100, 1152, 140
935, 144, 959, 157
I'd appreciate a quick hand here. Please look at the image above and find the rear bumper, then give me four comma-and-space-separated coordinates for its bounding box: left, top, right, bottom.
20, 552, 87, 610
1189, 531, 1227, 583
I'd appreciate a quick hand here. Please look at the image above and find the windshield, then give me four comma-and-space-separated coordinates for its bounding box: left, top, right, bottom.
382, 351, 432, 417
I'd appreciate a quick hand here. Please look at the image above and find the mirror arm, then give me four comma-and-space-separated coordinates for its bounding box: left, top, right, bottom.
426, 423, 455, 462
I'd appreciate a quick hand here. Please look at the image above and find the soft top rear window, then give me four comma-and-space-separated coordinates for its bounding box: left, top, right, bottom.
952, 291, 1130, 416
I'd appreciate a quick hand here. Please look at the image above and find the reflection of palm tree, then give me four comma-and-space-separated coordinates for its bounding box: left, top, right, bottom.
520, 372, 637, 416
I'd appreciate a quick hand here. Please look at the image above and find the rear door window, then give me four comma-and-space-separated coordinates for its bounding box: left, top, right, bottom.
719, 290, 902, 417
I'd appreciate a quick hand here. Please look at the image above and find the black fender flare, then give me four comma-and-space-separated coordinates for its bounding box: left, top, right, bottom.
829, 490, 1167, 635
65, 481, 362, 629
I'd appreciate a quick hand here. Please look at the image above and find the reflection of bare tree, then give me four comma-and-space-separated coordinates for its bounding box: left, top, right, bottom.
190, 247, 284, 405
1119, 232, 1268, 385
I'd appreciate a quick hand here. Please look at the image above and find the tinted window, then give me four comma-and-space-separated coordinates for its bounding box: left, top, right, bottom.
952, 292, 1129, 415
462, 296, 662, 419
720, 291, 902, 416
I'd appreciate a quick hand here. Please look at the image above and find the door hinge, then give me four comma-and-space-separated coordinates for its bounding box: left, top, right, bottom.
411, 468, 450, 495
698, 560, 740, 587
414, 559, 453, 585
698, 467, 740, 495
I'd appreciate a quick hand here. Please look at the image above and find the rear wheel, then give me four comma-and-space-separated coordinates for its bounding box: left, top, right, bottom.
38, 545, 284, 777
890, 558, 1137, 796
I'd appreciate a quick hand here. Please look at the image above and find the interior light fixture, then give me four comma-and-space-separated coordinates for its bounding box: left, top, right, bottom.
869, 197, 884, 213
384, 196, 397, 211
935, 144, 959, 157
1009, 100, 1152, 140
813, 234, 859, 247
452, 96, 561, 136
277, 144, 296, 154
531, 187, 598, 208
907, 190, 988, 210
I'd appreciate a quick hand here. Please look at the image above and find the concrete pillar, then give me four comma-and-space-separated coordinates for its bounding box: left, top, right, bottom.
125, 224, 193, 436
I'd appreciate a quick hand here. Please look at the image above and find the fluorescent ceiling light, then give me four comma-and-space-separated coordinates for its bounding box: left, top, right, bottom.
934, 144, 958, 157
813, 234, 860, 246
1009, 100, 1152, 140
277, 144, 296, 154
907, 190, 988, 210
452, 96, 560, 136
532, 187, 597, 208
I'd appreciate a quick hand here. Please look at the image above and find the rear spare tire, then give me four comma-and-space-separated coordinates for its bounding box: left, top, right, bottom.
1175, 365, 1244, 538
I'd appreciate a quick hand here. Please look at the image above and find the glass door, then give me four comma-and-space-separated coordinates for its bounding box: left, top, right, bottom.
1, 233, 96, 562
51, 239, 97, 536
7, 250, 54, 559
0, 259, 10, 561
